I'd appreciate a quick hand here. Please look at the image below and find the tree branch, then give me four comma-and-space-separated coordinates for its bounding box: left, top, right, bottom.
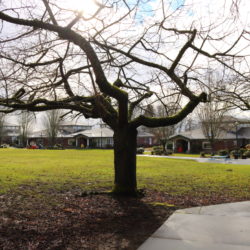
42, 0, 58, 25
67, 12, 83, 29
59, 60, 75, 97
130, 93, 207, 128
169, 29, 197, 72
128, 92, 153, 120
0, 11, 127, 102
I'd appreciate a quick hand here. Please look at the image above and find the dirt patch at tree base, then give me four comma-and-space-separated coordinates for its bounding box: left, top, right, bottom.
0, 188, 249, 250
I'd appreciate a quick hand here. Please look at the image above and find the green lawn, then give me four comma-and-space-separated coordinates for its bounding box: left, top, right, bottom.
0, 148, 250, 199
144, 152, 203, 157
172, 153, 201, 157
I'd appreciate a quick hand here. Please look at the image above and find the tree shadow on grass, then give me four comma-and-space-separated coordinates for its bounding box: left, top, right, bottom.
103, 193, 172, 249
0, 190, 173, 250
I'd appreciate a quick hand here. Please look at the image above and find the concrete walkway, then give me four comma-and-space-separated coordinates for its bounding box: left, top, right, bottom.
139, 155, 250, 165
138, 201, 250, 250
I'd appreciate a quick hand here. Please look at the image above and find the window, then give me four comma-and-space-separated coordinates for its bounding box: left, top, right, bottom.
202, 142, 212, 149
68, 139, 75, 146
107, 138, 113, 145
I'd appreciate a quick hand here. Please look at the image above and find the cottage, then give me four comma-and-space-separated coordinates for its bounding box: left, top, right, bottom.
73, 127, 154, 148
170, 126, 250, 154
28, 125, 154, 149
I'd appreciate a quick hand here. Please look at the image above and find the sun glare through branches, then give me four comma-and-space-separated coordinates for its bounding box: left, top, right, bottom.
63, 0, 100, 16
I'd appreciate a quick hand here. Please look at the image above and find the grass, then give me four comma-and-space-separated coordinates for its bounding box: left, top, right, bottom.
172, 153, 201, 157
0, 148, 114, 193
0, 148, 250, 198
1, 148, 249, 249
137, 156, 250, 197
144, 150, 202, 157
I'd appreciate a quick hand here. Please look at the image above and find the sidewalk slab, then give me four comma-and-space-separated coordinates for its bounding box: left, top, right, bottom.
139, 238, 250, 250
138, 201, 250, 250
152, 213, 250, 246
176, 201, 250, 217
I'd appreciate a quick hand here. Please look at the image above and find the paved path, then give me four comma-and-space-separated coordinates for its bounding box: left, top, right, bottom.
138, 201, 250, 250
139, 155, 250, 165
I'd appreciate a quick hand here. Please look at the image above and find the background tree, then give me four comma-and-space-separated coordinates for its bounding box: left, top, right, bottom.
143, 104, 155, 118
215, 76, 250, 112
0, 113, 6, 145
43, 110, 63, 146
197, 98, 229, 153
18, 111, 35, 147
0, 0, 248, 195
153, 103, 181, 149
181, 113, 198, 132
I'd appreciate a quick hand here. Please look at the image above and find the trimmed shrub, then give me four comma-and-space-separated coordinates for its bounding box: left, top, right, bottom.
200, 151, 206, 157
164, 149, 173, 155
136, 147, 144, 154
230, 150, 240, 159
152, 146, 164, 155
230, 150, 239, 155
239, 148, 247, 156
53, 144, 64, 150
243, 150, 250, 158
218, 149, 228, 156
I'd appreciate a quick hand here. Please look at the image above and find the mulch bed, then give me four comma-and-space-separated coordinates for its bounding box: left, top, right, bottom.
0, 187, 249, 250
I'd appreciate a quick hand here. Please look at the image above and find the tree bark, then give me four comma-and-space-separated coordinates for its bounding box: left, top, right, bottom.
113, 126, 138, 195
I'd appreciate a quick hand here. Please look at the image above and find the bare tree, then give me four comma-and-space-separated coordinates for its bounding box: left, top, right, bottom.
197, 98, 229, 153
182, 115, 198, 132
0, 0, 248, 195
43, 110, 63, 146
143, 104, 155, 118
215, 76, 250, 112
18, 111, 35, 147
0, 113, 6, 144
153, 103, 181, 149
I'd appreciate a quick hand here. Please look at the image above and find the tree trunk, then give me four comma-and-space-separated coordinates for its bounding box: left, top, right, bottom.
113, 126, 138, 196
209, 138, 215, 155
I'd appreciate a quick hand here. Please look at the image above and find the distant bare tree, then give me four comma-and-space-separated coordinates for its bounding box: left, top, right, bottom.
153, 102, 181, 149
215, 75, 250, 112
182, 114, 198, 132
18, 111, 35, 147
0, 113, 6, 144
43, 110, 63, 146
197, 98, 229, 153
143, 104, 155, 118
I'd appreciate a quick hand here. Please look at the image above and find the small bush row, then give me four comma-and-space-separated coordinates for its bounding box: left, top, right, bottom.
200, 148, 250, 158
151, 146, 173, 155
136, 147, 144, 154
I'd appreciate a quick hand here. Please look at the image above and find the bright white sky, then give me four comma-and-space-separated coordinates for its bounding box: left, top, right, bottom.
59, 0, 100, 16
